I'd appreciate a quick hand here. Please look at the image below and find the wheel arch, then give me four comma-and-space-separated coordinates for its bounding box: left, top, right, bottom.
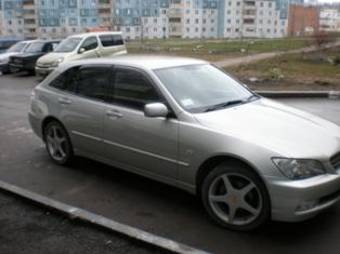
41, 116, 66, 142
196, 154, 268, 197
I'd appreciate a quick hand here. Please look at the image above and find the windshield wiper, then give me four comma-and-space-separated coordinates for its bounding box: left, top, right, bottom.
204, 99, 245, 112
246, 94, 260, 102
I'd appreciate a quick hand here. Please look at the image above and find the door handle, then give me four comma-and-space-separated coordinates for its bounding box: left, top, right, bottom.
106, 109, 123, 118
58, 97, 72, 105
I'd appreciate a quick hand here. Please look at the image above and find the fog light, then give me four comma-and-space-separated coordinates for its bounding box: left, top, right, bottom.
296, 200, 318, 212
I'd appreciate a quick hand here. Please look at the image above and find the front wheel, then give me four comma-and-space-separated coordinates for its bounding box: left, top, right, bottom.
201, 163, 270, 231
43, 121, 73, 165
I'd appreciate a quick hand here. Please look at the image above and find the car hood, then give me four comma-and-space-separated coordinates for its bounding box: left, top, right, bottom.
13, 53, 43, 59
0, 52, 22, 61
194, 98, 340, 159
38, 52, 68, 63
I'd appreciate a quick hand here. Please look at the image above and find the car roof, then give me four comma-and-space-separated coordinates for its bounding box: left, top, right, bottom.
22, 40, 37, 44
30, 39, 60, 43
69, 31, 123, 39
62, 55, 208, 71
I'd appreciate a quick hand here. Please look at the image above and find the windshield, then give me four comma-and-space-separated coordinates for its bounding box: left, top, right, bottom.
155, 64, 255, 113
54, 37, 82, 53
25, 42, 45, 53
7, 42, 27, 53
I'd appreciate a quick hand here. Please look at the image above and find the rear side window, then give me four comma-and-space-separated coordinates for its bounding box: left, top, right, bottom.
49, 67, 79, 92
113, 35, 124, 45
81, 36, 98, 51
99, 34, 124, 47
75, 66, 111, 101
112, 68, 160, 110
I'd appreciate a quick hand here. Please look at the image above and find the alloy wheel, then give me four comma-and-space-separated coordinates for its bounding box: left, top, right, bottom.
46, 125, 68, 162
208, 173, 263, 226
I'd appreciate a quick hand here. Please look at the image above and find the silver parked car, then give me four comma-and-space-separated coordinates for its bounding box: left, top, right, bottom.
29, 56, 340, 231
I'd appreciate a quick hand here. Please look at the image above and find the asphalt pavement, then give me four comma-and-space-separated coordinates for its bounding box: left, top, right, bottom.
0, 190, 167, 254
1, 73, 340, 254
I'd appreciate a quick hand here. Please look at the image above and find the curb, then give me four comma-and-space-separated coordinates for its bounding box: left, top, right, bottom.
256, 91, 340, 99
0, 180, 210, 254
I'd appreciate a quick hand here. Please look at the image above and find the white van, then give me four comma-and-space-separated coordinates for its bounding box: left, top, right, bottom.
35, 31, 127, 77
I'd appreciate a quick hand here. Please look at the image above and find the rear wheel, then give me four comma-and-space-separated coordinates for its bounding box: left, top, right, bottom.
43, 121, 73, 165
201, 162, 270, 231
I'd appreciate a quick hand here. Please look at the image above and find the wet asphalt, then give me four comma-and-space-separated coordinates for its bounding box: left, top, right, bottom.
1, 73, 340, 254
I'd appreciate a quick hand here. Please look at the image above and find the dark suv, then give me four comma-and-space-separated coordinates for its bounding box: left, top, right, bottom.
9, 40, 60, 74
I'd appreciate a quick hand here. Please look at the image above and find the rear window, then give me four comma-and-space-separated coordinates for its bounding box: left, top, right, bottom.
99, 34, 124, 47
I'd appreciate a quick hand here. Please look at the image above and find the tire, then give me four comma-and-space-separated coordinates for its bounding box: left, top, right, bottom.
2, 69, 11, 75
43, 120, 74, 165
201, 162, 270, 231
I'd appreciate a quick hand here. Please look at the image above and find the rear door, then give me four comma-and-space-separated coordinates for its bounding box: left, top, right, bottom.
98, 34, 126, 57
48, 65, 112, 156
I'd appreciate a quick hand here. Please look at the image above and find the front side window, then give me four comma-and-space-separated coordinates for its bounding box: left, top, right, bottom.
80, 36, 98, 51
154, 64, 254, 113
113, 68, 160, 110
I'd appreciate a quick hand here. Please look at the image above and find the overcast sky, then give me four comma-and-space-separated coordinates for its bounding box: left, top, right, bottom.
317, 0, 340, 3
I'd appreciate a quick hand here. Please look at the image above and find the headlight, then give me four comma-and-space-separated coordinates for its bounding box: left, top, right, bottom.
272, 158, 326, 179
0, 58, 9, 64
52, 57, 64, 67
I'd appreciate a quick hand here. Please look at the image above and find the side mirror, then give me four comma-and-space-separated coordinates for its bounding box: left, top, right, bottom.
78, 47, 85, 54
144, 103, 169, 118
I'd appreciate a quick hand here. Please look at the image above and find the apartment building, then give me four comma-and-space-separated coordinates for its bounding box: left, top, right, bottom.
221, 0, 287, 38
23, 0, 38, 38
37, 0, 114, 39
116, 0, 289, 40
320, 8, 340, 32
1, 0, 25, 38
0, 0, 308, 40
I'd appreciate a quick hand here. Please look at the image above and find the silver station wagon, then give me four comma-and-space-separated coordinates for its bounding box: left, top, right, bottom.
29, 56, 340, 231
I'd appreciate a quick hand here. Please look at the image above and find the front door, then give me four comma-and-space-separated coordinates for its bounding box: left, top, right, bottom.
78, 36, 100, 59
103, 66, 179, 179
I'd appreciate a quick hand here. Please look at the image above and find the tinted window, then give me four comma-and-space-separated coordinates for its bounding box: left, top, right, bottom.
113, 35, 124, 45
49, 67, 79, 92
81, 37, 98, 51
113, 68, 160, 110
75, 66, 110, 101
43, 43, 53, 52
99, 34, 124, 47
99, 35, 114, 47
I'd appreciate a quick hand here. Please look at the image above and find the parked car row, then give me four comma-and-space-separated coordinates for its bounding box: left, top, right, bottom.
0, 31, 127, 77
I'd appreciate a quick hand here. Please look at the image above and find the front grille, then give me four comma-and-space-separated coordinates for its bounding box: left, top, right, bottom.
14, 58, 22, 64
331, 152, 340, 170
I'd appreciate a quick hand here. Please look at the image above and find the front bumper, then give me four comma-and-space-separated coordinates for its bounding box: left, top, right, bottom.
10, 62, 34, 72
267, 173, 340, 222
0, 63, 9, 73
35, 65, 56, 77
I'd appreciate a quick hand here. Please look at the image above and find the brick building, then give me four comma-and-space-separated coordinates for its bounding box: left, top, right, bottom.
288, 4, 319, 36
